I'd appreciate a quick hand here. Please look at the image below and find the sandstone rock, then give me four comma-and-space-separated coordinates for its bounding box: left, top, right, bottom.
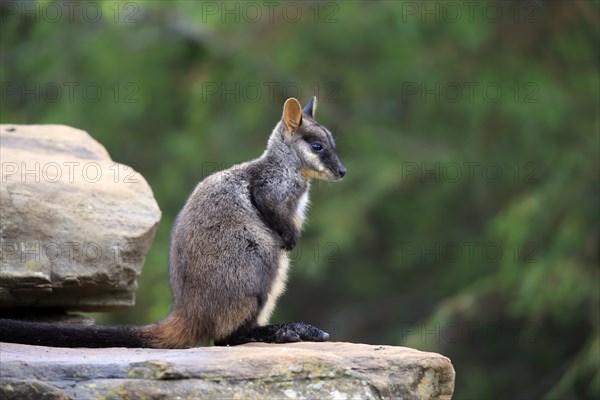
0, 342, 455, 399
0, 124, 161, 310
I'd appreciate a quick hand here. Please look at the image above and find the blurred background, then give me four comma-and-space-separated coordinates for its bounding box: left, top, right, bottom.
1, 1, 598, 398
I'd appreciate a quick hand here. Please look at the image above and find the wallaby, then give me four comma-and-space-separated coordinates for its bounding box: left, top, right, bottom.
0, 96, 346, 348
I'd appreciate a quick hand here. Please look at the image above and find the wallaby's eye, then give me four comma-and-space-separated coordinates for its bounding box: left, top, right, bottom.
311, 142, 323, 152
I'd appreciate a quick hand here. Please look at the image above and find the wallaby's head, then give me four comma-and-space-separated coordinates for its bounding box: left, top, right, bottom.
280, 97, 346, 181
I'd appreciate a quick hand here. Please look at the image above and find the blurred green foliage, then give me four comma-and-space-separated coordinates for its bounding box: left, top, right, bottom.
1, 1, 598, 399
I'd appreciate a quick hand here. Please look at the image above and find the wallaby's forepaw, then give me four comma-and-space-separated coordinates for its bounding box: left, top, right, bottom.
280, 231, 297, 251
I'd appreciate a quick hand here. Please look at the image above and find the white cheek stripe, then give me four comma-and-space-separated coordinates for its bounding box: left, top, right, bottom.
300, 147, 325, 171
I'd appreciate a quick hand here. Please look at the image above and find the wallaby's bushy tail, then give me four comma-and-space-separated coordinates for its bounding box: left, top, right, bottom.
0, 312, 198, 349
0, 318, 150, 348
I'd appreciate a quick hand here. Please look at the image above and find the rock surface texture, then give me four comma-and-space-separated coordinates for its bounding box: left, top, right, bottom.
0, 124, 161, 310
0, 342, 455, 399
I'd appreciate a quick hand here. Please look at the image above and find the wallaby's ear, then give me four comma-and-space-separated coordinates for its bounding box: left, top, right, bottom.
282, 98, 302, 133
302, 96, 318, 118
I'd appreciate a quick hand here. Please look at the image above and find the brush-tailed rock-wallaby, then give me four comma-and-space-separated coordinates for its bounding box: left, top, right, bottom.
0, 97, 345, 348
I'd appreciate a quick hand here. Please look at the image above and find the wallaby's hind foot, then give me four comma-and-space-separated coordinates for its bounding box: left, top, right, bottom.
215, 322, 329, 346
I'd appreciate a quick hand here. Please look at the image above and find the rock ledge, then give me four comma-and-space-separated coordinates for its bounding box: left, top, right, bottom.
0, 341, 454, 399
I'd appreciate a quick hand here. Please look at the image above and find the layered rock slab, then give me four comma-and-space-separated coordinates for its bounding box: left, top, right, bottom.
0, 341, 455, 399
0, 124, 161, 310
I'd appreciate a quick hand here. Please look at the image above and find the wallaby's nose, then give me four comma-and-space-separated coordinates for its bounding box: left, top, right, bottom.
338, 166, 346, 178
